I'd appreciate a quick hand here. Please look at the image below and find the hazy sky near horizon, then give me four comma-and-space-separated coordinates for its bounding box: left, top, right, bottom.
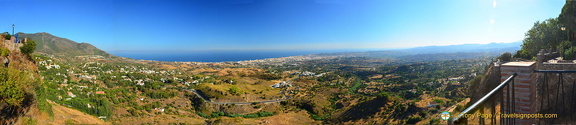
1, 0, 565, 51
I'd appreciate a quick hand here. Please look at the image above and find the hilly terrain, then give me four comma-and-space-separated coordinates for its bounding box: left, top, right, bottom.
17, 32, 113, 58
2, 32, 495, 124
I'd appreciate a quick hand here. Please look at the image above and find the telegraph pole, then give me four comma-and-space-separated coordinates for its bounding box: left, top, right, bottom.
12, 24, 14, 35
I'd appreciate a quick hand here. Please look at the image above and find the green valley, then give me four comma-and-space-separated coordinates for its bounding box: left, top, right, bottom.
1, 33, 495, 124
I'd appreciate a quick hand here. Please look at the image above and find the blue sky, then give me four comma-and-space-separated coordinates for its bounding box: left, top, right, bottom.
1, 0, 566, 51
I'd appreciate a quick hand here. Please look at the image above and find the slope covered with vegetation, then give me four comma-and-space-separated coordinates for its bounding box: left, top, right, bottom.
17, 32, 112, 58
21, 32, 488, 124
0, 33, 43, 124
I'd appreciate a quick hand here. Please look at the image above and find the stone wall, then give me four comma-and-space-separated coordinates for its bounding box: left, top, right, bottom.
474, 49, 576, 124
499, 51, 576, 124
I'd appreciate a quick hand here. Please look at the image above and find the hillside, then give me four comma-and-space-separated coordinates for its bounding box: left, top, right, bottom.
0, 33, 40, 124
14, 32, 496, 124
17, 32, 112, 57
16, 100, 110, 124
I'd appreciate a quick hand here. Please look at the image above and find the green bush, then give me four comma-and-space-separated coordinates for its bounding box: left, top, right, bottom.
3, 34, 10, 40
433, 99, 444, 104
497, 52, 512, 61
226, 113, 241, 118
419, 111, 428, 118
196, 112, 208, 118
228, 86, 241, 95
257, 111, 274, 117
0, 48, 9, 56
406, 116, 423, 124
310, 113, 329, 120
429, 118, 441, 124
20, 40, 36, 55
564, 46, 576, 60
210, 111, 225, 117
557, 41, 571, 56
242, 114, 259, 118
21, 117, 37, 125
0, 67, 29, 107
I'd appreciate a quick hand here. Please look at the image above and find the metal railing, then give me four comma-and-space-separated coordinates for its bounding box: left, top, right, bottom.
534, 70, 576, 124
449, 73, 517, 124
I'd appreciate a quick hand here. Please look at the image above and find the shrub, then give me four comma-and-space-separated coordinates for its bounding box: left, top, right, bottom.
497, 52, 512, 61
20, 40, 36, 55
242, 114, 258, 118
3, 34, 10, 40
0, 48, 9, 56
0, 68, 29, 106
196, 112, 209, 118
406, 116, 423, 124
257, 111, 274, 117
228, 86, 241, 95
226, 113, 241, 118
419, 111, 428, 118
557, 40, 571, 56
564, 46, 576, 60
429, 118, 441, 124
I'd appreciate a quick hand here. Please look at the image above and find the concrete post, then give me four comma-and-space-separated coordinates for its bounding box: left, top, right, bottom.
537, 49, 545, 69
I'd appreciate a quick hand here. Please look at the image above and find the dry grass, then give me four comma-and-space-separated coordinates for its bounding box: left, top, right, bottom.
113, 114, 205, 125
209, 110, 320, 125
200, 82, 283, 102
22, 100, 110, 125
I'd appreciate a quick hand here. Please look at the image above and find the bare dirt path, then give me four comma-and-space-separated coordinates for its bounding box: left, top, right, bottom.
186, 89, 292, 105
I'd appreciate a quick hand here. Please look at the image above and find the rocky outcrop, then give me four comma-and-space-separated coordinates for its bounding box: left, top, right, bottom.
1, 56, 7, 67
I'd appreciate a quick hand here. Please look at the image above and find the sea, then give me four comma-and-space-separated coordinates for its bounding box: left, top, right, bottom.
108, 49, 371, 62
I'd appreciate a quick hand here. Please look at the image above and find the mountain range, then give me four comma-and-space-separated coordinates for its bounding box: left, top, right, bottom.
17, 32, 522, 61
17, 32, 112, 57
404, 41, 522, 54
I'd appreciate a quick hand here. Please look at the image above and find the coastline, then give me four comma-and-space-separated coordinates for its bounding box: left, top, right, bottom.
107, 49, 365, 62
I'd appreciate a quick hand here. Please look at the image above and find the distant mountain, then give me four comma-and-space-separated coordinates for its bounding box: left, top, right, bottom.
310, 41, 522, 62
14, 32, 522, 62
17, 32, 112, 57
405, 41, 522, 54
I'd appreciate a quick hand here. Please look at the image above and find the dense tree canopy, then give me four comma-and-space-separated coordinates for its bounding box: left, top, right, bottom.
559, 0, 576, 31
515, 18, 564, 59
515, 1, 576, 60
